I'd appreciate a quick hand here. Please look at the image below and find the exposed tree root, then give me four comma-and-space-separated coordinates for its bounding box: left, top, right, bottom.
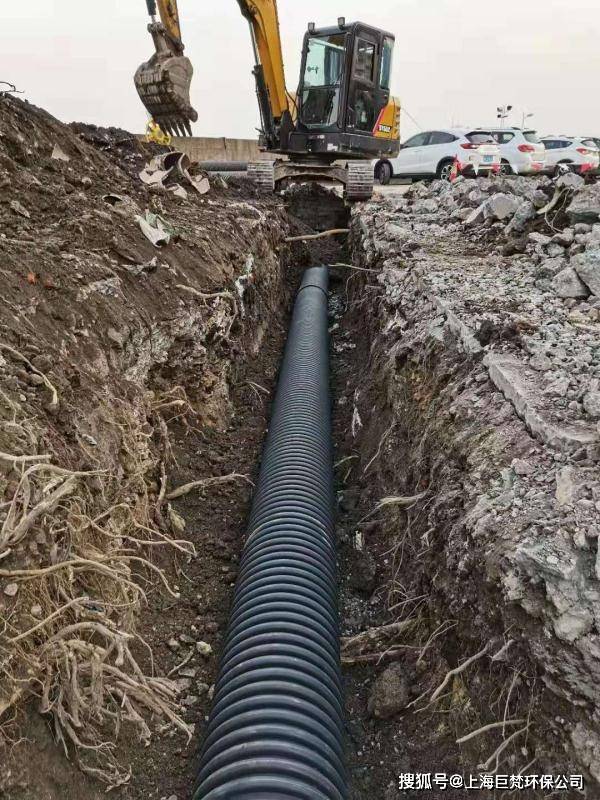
166, 472, 252, 500
0, 392, 195, 786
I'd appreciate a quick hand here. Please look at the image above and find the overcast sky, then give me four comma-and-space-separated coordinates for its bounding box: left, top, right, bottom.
4, 0, 600, 140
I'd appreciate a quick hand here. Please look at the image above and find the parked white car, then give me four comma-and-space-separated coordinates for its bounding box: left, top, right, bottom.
476, 128, 545, 175
374, 129, 501, 183
540, 136, 599, 175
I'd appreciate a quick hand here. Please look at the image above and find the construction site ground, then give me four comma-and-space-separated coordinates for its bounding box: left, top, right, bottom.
1, 95, 600, 800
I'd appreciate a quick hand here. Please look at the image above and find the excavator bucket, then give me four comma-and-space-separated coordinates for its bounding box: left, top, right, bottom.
134, 25, 198, 137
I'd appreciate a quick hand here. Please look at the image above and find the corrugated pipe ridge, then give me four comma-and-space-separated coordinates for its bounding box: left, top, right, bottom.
193, 266, 347, 799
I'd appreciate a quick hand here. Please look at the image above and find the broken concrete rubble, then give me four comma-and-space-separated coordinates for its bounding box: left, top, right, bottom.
568, 183, 600, 223
552, 266, 590, 298
351, 179, 600, 786
571, 248, 600, 296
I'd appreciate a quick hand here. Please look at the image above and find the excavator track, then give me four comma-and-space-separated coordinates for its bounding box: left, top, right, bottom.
248, 160, 276, 192
345, 161, 375, 201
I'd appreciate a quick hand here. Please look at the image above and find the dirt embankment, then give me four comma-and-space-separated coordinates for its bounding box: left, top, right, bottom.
0, 94, 298, 798
336, 177, 600, 797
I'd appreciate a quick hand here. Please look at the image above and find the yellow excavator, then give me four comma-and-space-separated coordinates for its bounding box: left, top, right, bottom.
134, 0, 400, 199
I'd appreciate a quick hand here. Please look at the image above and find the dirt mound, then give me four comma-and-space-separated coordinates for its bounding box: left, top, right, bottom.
0, 94, 290, 792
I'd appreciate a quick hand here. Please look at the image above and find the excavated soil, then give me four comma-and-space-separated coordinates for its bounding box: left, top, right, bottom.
1, 90, 596, 800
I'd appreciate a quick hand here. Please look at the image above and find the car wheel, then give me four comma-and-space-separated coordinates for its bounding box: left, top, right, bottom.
437, 160, 454, 182
375, 161, 392, 185
500, 160, 513, 175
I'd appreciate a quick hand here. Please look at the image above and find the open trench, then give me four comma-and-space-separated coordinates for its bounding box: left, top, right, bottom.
148, 186, 482, 800
2, 183, 585, 800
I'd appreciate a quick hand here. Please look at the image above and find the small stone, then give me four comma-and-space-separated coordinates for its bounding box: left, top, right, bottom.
30, 604, 43, 617
552, 267, 590, 299
178, 668, 198, 679
182, 695, 199, 707
556, 172, 585, 191
529, 232, 552, 247
512, 458, 533, 476
532, 189, 549, 209
506, 200, 536, 234
167, 638, 180, 651
368, 663, 409, 719
485, 193, 519, 221
552, 228, 575, 247
583, 391, 600, 419
554, 608, 593, 642
4, 583, 18, 597
571, 248, 600, 296
544, 375, 570, 397
107, 327, 126, 349
546, 242, 565, 259
348, 548, 377, 594
465, 202, 487, 226
556, 466, 579, 506
567, 183, 600, 224
196, 641, 213, 657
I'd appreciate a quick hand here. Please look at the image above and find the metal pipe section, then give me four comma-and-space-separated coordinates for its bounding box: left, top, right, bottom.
193, 266, 347, 800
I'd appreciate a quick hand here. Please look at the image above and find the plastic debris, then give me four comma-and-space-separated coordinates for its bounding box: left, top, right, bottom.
139, 151, 210, 196
51, 144, 70, 162
135, 211, 177, 247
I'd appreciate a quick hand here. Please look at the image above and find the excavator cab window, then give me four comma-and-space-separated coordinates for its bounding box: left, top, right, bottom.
380, 37, 394, 90
347, 27, 394, 135
300, 33, 346, 126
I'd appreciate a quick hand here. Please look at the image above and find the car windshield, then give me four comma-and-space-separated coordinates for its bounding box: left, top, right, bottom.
582, 139, 599, 149
466, 132, 495, 144
523, 131, 541, 143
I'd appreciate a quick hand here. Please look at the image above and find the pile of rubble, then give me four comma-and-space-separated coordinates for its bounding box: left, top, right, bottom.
350, 176, 600, 785
403, 171, 600, 309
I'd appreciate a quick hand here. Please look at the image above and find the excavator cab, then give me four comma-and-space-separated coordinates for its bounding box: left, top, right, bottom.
288, 20, 399, 161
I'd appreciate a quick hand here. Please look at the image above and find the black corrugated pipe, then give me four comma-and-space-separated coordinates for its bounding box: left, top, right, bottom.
193, 266, 347, 800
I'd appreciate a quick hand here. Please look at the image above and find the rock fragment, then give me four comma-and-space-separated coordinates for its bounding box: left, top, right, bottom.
368, 663, 409, 719
506, 200, 536, 234
552, 267, 590, 298
568, 184, 600, 224
571, 248, 600, 296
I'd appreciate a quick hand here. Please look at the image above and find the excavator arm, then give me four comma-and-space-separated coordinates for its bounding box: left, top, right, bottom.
135, 0, 292, 143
